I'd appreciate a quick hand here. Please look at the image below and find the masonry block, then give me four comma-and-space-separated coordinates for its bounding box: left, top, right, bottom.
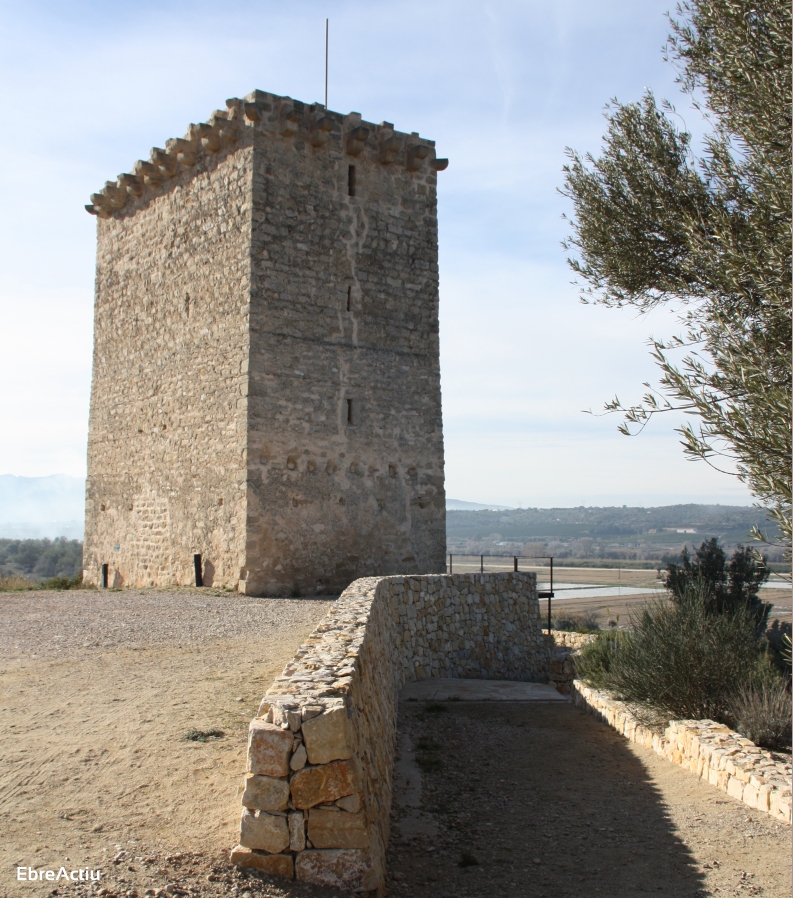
239, 808, 290, 854
241, 774, 290, 812
229, 845, 295, 879
290, 760, 358, 809
308, 807, 370, 849
295, 849, 378, 891
302, 706, 353, 765
247, 720, 292, 777
230, 845, 294, 878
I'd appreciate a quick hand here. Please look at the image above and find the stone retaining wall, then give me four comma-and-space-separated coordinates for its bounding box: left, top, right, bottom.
231, 572, 548, 892
543, 630, 597, 693
572, 680, 792, 825
548, 629, 596, 650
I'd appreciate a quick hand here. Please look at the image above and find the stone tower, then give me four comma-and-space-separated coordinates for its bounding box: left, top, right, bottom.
83, 90, 447, 595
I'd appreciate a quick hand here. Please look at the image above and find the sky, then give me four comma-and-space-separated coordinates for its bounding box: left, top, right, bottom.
0, 0, 754, 508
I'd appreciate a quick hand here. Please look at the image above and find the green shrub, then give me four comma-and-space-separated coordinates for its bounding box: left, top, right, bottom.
665, 539, 771, 635
0, 575, 36, 591
604, 582, 767, 725
553, 610, 601, 633
764, 619, 793, 677
39, 573, 87, 590
728, 681, 792, 751
576, 631, 623, 688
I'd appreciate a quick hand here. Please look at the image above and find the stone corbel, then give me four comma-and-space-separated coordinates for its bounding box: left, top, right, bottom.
378, 133, 401, 165
166, 137, 199, 167
119, 173, 144, 197
310, 115, 335, 148
87, 194, 113, 218
243, 103, 261, 122
212, 110, 239, 144
195, 122, 221, 153
133, 159, 164, 186
431, 157, 449, 171
406, 144, 430, 172
346, 126, 369, 156
151, 148, 179, 177
279, 106, 300, 138
103, 181, 128, 209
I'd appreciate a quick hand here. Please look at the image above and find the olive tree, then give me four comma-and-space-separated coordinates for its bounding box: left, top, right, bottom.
561, 0, 791, 554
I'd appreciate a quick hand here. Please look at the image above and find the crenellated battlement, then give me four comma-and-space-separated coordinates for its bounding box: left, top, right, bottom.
86, 89, 449, 218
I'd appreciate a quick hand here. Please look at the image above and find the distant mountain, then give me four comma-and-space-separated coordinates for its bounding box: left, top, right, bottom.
0, 475, 85, 538
446, 499, 515, 511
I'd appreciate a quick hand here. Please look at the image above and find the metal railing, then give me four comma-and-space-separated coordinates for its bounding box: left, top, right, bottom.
446, 554, 555, 632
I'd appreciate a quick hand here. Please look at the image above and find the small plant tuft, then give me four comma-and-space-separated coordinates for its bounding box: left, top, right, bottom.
184, 727, 225, 742
39, 573, 88, 590
414, 730, 443, 773
0, 576, 36, 591
553, 610, 601, 633
728, 681, 792, 751
458, 850, 479, 868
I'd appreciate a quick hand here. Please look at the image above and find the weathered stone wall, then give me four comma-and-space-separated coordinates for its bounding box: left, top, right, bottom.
232, 572, 549, 891
572, 680, 792, 825
84, 142, 254, 589
244, 95, 446, 595
84, 91, 447, 594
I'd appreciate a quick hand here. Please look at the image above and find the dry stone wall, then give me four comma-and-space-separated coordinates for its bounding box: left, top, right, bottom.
231, 572, 550, 892
84, 90, 447, 594
572, 681, 792, 825
548, 629, 596, 650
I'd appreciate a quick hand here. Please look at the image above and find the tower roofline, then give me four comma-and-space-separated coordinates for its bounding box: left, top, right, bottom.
86, 89, 449, 219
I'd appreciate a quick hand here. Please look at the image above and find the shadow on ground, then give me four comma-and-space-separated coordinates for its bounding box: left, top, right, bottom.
387, 701, 707, 898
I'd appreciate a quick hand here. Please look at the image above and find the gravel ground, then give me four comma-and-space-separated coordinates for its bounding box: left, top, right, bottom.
0, 588, 335, 660
0, 588, 337, 898
2, 589, 790, 898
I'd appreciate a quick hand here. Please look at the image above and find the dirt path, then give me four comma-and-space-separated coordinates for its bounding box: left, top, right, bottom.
388, 701, 792, 898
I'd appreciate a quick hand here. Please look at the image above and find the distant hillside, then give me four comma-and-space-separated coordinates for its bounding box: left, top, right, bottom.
0, 537, 83, 581
446, 504, 784, 565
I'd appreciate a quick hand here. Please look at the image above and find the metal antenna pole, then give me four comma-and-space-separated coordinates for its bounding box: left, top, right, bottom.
324, 18, 329, 109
